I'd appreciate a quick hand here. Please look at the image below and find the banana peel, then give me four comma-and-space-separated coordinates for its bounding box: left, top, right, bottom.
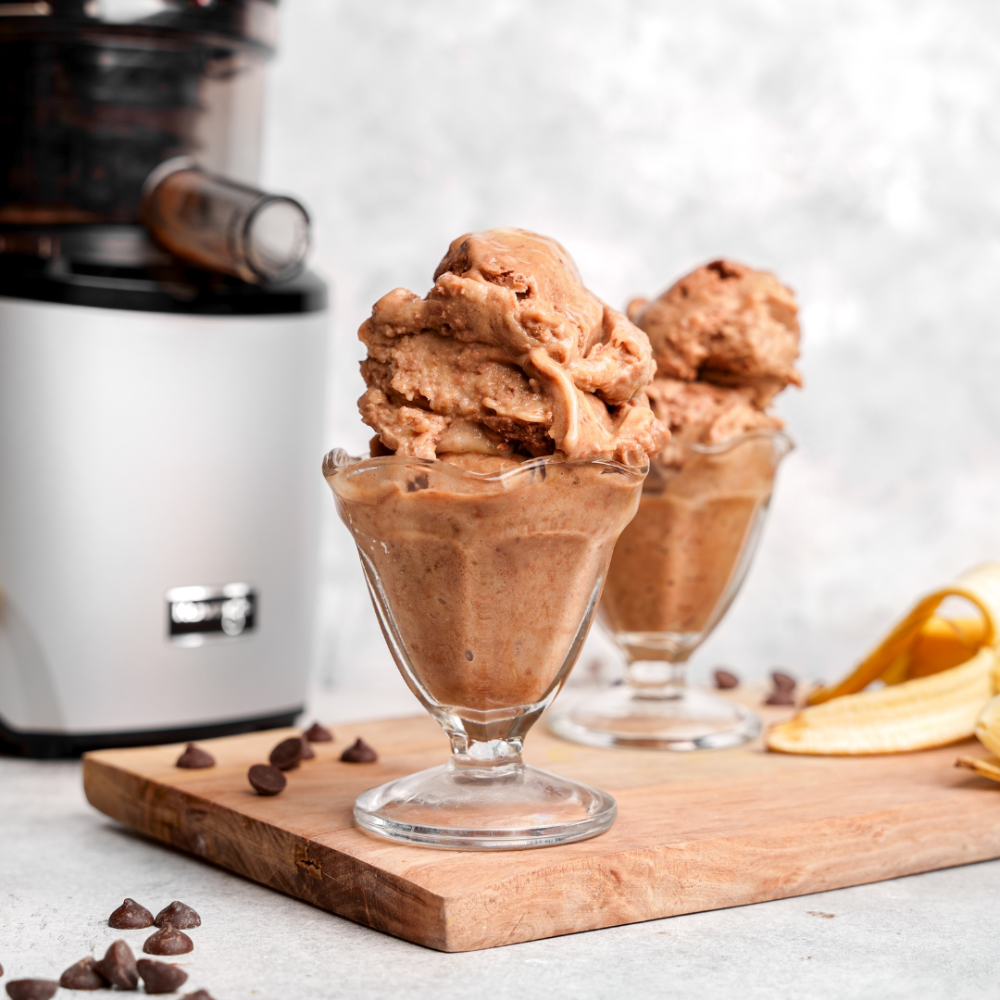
767, 562, 1000, 756
807, 562, 1000, 705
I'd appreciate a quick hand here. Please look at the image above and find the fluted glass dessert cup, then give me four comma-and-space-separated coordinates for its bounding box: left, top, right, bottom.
324, 448, 646, 849
548, 429, 793, 751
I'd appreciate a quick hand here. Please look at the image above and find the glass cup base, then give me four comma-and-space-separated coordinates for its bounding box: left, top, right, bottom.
548, 684, 762, 751
353, 759, 617, 850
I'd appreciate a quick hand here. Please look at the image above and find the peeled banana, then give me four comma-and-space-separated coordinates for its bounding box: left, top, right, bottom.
767, 562, 1000, 756
955, 691, 1000, 782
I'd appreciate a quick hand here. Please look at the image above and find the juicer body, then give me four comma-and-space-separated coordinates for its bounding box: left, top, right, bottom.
0, 288, 327, 755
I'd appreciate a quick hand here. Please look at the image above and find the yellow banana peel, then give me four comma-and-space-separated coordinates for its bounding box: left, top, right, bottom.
767, 562, 1000, 756
808, 562, 1000, 706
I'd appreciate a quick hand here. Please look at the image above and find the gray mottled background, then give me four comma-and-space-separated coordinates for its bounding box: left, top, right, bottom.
261, 0, 1000, 702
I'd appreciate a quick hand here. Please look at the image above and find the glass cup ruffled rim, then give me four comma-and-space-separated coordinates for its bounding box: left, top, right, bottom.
322, 447, 649, 485
656, 426, 795, 458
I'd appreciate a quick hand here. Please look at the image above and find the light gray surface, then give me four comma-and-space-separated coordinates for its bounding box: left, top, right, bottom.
258, 0, 1000, 700
1, 730, 999, 1000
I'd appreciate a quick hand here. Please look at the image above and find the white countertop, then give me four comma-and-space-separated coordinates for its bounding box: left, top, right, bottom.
3, 688, 999, 1000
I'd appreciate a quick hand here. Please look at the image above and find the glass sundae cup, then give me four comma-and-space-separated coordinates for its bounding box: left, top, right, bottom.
323, 447, 646, 849
548, 429, 793, 751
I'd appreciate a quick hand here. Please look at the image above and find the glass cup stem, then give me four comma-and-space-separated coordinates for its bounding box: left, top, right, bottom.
626, 659, 688, 697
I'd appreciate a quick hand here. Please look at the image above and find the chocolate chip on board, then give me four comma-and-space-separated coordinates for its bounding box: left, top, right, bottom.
59, 957, 109, 991
143, 927, 193, 956
765, 690, 796, 706
137, 960, 188, 995
95, 940, 139, 990
109, 897, 154, 929
300, 739, 316, 761
248, 763, 287, 796
713, 669, 739, 689
175, 744, 216, 769
772, 671, 797, 692
5, 980, 59, 1000
340, 738, 377, 763
303, 722, 334, 743
269, 736, 306, 771
181, 991, 218, 1000
153, 900, 201, 930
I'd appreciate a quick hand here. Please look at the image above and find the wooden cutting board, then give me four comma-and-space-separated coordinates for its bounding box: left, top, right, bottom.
82, 692, 1000, 953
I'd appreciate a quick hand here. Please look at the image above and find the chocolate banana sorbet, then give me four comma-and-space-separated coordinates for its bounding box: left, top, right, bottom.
359, 228, 665, 466
335, 229, 665, 714
603, 260, 801, 639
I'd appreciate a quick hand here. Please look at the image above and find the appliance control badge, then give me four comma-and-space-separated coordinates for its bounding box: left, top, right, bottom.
166, 583, 256, 644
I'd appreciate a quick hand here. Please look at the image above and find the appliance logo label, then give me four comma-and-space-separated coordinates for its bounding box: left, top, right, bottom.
166, 583, 256, 643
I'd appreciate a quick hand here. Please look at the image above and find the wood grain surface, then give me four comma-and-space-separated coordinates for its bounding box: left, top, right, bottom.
82, 691, 1000, 952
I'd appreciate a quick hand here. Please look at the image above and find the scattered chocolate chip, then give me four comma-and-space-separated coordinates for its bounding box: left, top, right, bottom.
300, 739, 315, 760
714, 669, 739, 689
143, 926, 193, 956
182, 992, 217, 1000
154, 901, 201, 930
95, 940, 138, 990
303, 722, 333, 743
59, 957, 108, 991
137, 960, 188, 995
765, 690, 796, 706
464, 650, 474, 661
269, 736, 305, 771
109, 897, 154, 929
772, 671, 797, 692
248, 763, 286, 796
340, 738, 377, 763
175, 744, 215, 769
5, 981, 59, 1000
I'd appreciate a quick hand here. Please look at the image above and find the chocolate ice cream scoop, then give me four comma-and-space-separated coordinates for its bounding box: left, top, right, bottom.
628, 259, 801, 406
358, 228, 666, 467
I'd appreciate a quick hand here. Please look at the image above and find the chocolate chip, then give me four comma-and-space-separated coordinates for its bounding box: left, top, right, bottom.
137, 960, 188, 995
269, 736, 305, 771
464, 650, 474, 661
153, 901, 201, 930
182, 992, 217, 1000
95, 940, 138, 990
304, 722, 333, 743
765, 690, 796, 706
248, 763, 286, 796
5, 981, 59, 1000
143, 926, 193, 956
772, 671, 797, 692
340, 738, 377, 763
59, 957, 108, 991
714, 669, 739, 689
175, 744, 215, 769
109, 897, 154, 928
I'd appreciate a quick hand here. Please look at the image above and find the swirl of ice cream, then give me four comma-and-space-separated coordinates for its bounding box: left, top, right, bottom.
627, 259, 801, 443
357, 228, 667, 467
